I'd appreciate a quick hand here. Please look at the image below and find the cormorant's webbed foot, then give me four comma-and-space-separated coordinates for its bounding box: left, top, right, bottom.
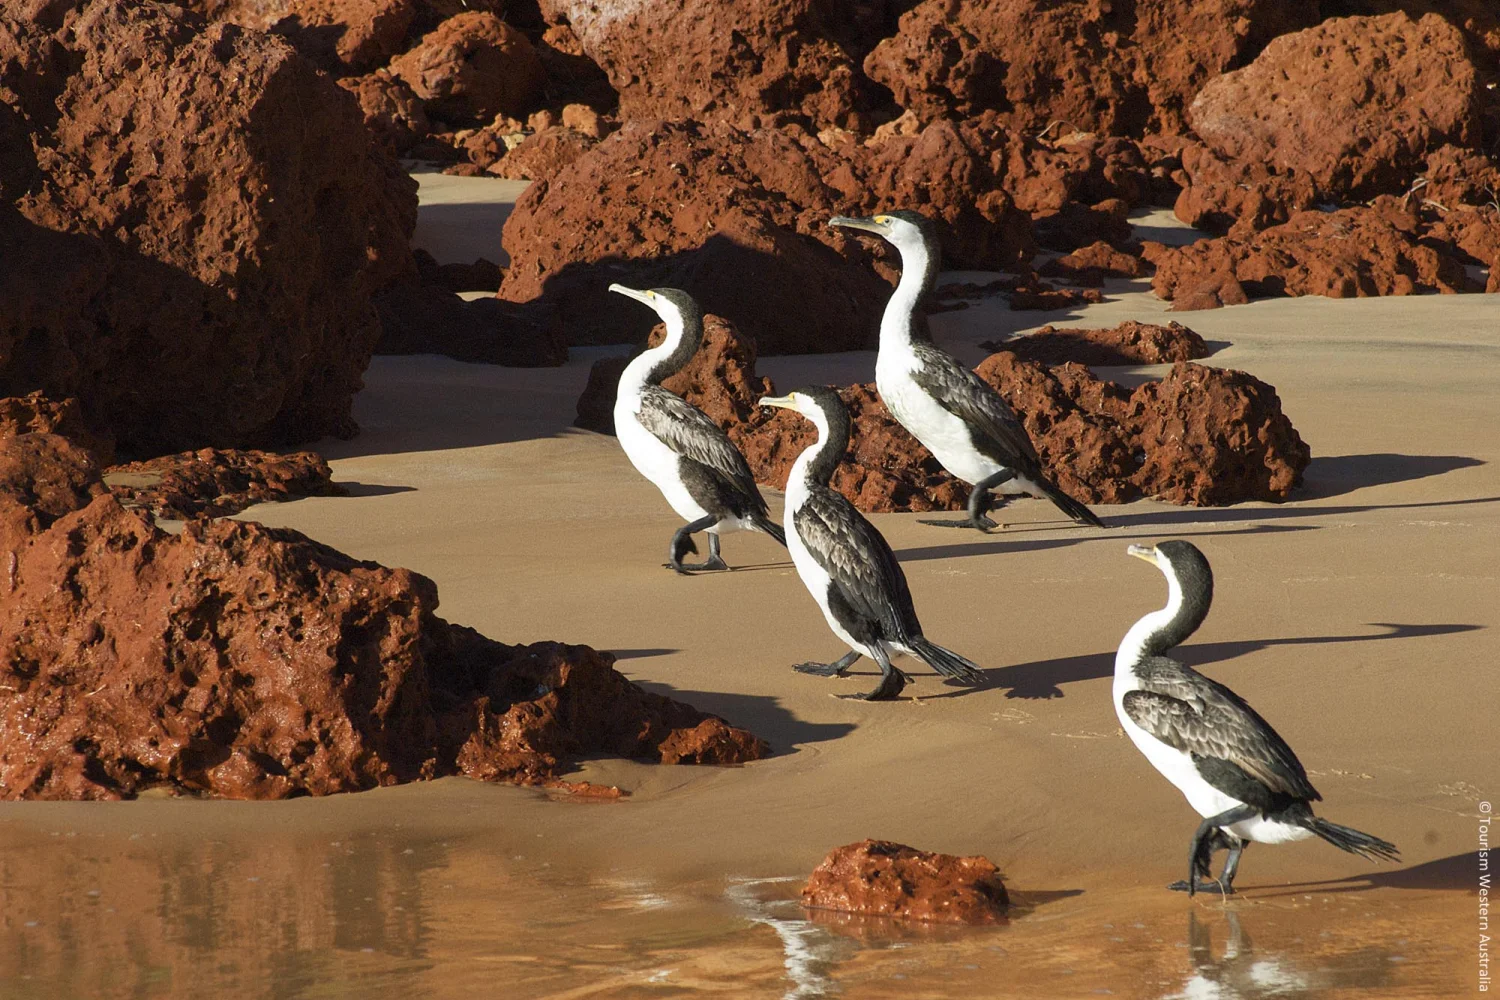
1168, 877, 1235, 896
794, 650, 861, 677
665, 519, 727, 573
1180, 807, 1256, 897
837, 654, 910, 701
917, 514, 999, 531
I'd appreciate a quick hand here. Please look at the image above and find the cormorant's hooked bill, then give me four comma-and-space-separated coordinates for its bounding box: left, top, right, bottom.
608, 282, 655, 305
828, 214, 891, 234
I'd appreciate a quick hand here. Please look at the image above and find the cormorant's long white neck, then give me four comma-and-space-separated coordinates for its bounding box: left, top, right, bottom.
619, 309, 689, 398
788, 403, 836, 494
1115, 568, 1187, 677
879, 231, 937, 351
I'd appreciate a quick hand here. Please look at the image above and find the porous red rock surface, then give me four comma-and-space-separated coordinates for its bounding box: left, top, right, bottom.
0, 1, 416, 457
536, 0, 888, 129
1037, 241, 1150, 286
0, 393, 114, 465
975, 354, 1309, 505
339, 70, 431, 154
0, 435, 767, 801
1145, 201, 1474, 308
195, 0, 418, 72
1171, 142, 1321, 236
991, 321, 1207, 367
106, 449, 345, 519
801, 840, 1010, 924
864, 0, 1315, 136
390, 12, 546, 123
499, 117, 1034, 352
578, 316, 1302, 510
1188, 13, 1481, 202
487, 125, 596, 181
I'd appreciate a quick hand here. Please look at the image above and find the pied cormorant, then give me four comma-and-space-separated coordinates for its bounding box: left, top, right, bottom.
1116, 540, 1399, 895
610, 284, 785, 573
829, 210, 1103, 532
760, 386, 984, 700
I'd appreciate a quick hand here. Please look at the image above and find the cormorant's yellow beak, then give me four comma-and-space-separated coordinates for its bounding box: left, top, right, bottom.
759, 394, 797, 411
828, 215, 887, 234
608, 283, 654, 305
1127, 544, 1158, 564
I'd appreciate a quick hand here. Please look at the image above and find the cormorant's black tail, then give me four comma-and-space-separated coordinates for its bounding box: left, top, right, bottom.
751, 512, 786, 547
907, 636, 984, 685
1305, 817, 1400, 863
1037, 477, 1104, 528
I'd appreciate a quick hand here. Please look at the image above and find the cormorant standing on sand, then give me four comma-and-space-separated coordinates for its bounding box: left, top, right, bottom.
610, 284, 785, 572
760, 386, 985, 700
1116, 540, 1400, 895
829, 210, 1103, 532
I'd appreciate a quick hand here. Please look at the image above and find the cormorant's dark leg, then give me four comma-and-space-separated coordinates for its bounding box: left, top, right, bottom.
1219, 839, 1248, 892
794, 650, 861, 677
1169, 806, 1257, 896
839, 646, 909, 701
918, 470, 1015, 531
666, 516, 727, 573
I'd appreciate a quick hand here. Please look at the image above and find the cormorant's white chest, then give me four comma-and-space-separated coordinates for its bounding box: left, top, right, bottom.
613, 387, 710, 524
876, 346, 1004, 487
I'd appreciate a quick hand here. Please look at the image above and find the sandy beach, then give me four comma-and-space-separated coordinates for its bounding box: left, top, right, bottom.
0, 176, 1492, 998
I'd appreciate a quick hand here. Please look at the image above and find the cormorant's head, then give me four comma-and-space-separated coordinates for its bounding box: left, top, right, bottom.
1128, 540, 1213, 593
828, 210, 937, 253
608, 284, 702, 330
758, 386, 847, 423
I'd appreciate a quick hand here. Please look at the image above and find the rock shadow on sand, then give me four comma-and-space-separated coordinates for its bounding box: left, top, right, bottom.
933, 622, 1482, 700
1299, 453, 1486, 498
632, 682, 855, 755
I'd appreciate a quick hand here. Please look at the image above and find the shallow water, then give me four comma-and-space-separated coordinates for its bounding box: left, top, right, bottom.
0, 785, 1469, 1000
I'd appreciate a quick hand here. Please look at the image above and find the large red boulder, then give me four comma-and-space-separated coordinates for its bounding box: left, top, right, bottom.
0, 1, 416, 458
499, 117, 1033, 352
190, 0, 418, 72
536, 0, 888, 130
106, 448, 344, 519
390, 11, 546, 123
1145, 200, 1475, 306
864, 0, 1315, 137
1188, 13, 1482, 201
802, 840, 1010, 924
0, 434, 768, 800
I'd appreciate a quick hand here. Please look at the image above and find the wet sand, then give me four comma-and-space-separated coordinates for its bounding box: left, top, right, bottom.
0, 185, 1493, 998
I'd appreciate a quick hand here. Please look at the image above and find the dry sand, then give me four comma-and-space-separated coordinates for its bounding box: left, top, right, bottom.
0, 183, 1493, 998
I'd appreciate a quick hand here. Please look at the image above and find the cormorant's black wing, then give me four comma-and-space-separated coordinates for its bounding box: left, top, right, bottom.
793, 486, 920, 643
908, 341, 1041, 467
637, 387, 766, 511
1122, 657, 1320, 802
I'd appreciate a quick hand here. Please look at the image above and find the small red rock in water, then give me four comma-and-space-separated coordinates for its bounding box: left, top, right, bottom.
801, 840, 1009, 924
106, 448, 345, 519
991, 321, 1207, 367
1188, 13, 1481, 201
390, 12, 545, 123
0, 435, 766, 800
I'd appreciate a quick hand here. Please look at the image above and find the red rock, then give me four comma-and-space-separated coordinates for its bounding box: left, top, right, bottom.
106, 448, 344, 519
498, 117, 1032, 352
199, 0, 417, 72
1188, 13, 1481, 201
1426, 208, 1500, 276
390, 12, 546, 123
1146, 201, 1474, 306
801, 840, 1009, 924
413, 249, 503, 292
1172, 142, 1320, 236
1037, 241, 1149, 286
487, 125, 597, 181
0, 1, 416, 457
1417, 145, 1500, 212
536, 0, 888, 129
535, 23, 616, 110
0, 392, 114, 465
0, 435, 768, 800
991, 321, 1207, 366
561, 102, 605, 139
339, 69, 431, 154
864, 0, 1315, 136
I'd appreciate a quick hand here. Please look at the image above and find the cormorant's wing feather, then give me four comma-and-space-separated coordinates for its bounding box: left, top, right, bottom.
637, 386, 765, 509
793, 487, 919, 643
1123, 658, 1320, 802
907, 341, 1041, 467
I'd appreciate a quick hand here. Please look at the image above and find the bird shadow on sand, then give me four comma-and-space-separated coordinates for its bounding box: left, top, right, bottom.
920, 621, 1483, 701
1240, 851, 1479, 898
897, 521, 1315, 563
333, 481, 417, 498
631, 681, 856, 756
